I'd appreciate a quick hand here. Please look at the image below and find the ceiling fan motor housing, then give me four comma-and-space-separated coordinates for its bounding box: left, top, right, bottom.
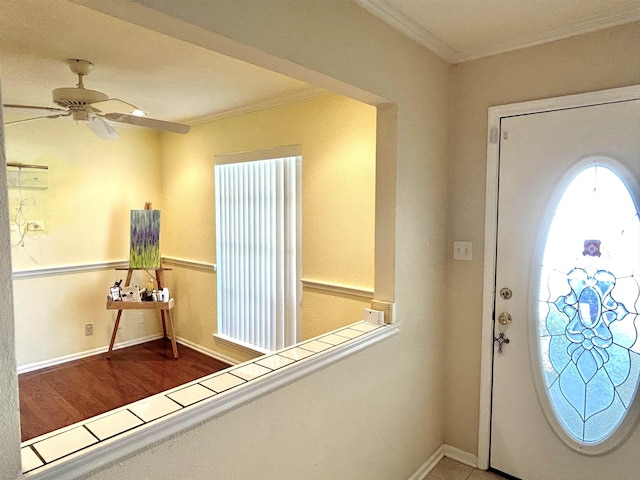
52, 87, 108, 110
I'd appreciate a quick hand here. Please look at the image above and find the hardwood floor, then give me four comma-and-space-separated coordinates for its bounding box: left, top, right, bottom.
18, 339, 230, 442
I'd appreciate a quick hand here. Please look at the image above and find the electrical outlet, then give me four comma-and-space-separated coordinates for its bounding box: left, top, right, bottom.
27, 220, 45, 232
363, 308, 385, 325
84, 323, 94, 336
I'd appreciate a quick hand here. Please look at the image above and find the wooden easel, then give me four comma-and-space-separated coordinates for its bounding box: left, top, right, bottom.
106, 202, 178, 358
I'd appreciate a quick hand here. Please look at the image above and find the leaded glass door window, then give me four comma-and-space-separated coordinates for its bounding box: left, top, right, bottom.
538, 165, 640, 446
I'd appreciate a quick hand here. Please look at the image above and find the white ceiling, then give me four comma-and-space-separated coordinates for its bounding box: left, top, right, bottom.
357, 0, 640, 63
1, 0, 638, 129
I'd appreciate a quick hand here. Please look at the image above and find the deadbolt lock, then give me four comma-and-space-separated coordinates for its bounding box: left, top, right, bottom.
500, 287, 513, 300
498, 312, 513, 325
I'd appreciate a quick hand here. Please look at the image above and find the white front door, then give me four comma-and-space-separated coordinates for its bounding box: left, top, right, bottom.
490, 96, 640, 479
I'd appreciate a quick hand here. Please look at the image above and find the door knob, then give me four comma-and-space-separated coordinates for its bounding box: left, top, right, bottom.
498, 312, 512, 325
495, 312, 512, 353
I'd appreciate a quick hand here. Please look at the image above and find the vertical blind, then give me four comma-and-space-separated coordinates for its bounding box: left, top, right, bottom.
215, 155, 301, 352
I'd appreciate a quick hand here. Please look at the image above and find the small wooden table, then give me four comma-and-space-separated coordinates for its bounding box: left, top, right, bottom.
106, 267, 178, 358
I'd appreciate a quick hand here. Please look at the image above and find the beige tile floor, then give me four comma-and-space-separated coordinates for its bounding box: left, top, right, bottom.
427, 457, 507, 480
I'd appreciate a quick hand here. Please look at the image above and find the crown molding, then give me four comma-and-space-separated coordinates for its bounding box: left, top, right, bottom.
355, 0, 460, 62
189, 87, 326, 125
356, 0, 640, 64
458, 5, 640, 62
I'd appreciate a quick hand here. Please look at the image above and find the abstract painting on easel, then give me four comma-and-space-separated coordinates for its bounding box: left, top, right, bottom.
129, 209, 161, 268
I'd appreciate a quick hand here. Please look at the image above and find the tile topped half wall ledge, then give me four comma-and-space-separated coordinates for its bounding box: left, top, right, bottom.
20, 321, 398, 479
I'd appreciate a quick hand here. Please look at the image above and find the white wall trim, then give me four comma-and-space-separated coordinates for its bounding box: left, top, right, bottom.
408, 445, 444, 480
212, 333, 270, 356
176, 336, 240, 365
12, 259, 128, 280
215, 144, 302, 165
443, 444, 478, 468
458, 6, 640, 63
19, 333, 240, 375
355, 0, 459, 63
355, 0, 640, 64
479, 83, 640, 470
162, 256, 216, 273
17, 333, 163, 374
190, 88, 326, 125
13, 257, 219, 280
408, 444, 478, 480
301, 278, 374, 299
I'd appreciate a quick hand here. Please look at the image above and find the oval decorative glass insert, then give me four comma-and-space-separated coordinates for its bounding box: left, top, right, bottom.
538, 164, 640, 446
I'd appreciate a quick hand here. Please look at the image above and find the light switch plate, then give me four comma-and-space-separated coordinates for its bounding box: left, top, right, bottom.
453, 241, 472, 261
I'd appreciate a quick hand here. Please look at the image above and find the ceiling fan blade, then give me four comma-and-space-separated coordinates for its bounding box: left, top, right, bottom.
86, 116, 118, 140
103, 113, 190, 134
3, 104, 68, 113
4, 111, 71, 125
89, 98, 141, 115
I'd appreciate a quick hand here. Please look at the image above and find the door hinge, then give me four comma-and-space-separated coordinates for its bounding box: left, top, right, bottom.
489, 127, 499, 144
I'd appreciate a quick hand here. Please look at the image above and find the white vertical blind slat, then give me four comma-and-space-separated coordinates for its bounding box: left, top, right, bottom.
249, 163, 254, 347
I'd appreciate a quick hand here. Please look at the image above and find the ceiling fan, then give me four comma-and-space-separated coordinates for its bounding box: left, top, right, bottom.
3, 59, 190, 139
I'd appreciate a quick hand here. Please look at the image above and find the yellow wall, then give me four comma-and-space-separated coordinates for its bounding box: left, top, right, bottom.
7, 120, 161, 268
160, 93, 376, 358
162, 93, 375, 285
6, 120, 164, 366
446, 21, 640, 454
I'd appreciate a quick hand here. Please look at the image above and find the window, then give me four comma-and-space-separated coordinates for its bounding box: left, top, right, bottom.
215, 148, 302, 352
537, 164, 640, 446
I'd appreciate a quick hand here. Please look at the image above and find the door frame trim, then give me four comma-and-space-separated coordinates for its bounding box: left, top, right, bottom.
478, 83, 640, 470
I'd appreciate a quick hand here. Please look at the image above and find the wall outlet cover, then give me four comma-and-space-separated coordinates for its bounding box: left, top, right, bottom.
27, 220, 45, 232
363, 308, 385, 325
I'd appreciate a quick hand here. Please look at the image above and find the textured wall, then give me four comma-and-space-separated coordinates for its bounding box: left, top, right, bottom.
0, 73, 21, 480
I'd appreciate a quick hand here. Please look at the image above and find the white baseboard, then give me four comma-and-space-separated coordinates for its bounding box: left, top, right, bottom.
176, 335, 240, 366
17, 333, 164, 374
408, 445, 445, 480
443, 444, 478, 468
18, 334, 241, 375
408, 444, 477, 480
21, 328, 398, 379
212, 333, 270, 356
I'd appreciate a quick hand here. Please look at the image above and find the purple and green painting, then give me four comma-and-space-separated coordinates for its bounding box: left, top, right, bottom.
129, 209, 161, 268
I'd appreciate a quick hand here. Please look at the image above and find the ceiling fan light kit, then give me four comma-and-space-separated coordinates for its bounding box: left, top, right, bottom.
3, 59, 189, 138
